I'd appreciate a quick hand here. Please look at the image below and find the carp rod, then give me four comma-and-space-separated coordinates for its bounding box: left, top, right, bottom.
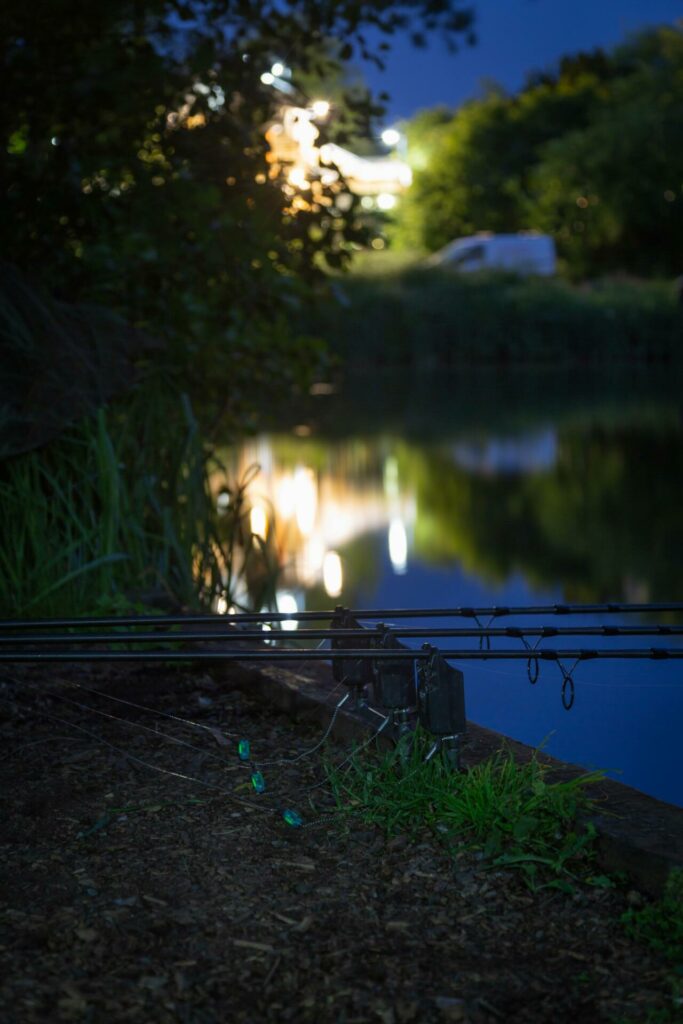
2, 601, 683, 634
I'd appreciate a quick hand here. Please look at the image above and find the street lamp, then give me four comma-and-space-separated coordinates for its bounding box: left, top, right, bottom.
311, 99, 330, 120
381, 127, 401, 148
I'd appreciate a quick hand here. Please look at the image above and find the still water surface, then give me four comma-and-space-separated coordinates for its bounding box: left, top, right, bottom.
228, 370, 683, 806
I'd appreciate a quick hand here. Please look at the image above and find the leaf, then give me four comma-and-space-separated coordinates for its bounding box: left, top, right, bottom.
513, 816, 539, 841
586, 874, 615, 889
543, 879, 575, 895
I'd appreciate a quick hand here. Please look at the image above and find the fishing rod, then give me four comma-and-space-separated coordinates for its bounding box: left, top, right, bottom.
2, 625, 682, 646
2, 647, 683, 663
2, 601, 682, 632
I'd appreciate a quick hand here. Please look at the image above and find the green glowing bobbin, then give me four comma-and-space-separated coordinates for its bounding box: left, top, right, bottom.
237, 739, 250, 762
282, 809, 303, 828
251, 771, 266, 794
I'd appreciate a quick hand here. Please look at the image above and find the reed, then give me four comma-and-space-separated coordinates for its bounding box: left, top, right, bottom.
0, 392, 278, 618
315, 265, 682, 369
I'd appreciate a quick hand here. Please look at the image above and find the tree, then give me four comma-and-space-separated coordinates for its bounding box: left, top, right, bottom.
530, 28, 683, 278
393, 65, 606, 252
393, 26, 683, 279
1, 2, 476, 430
1, 1, 476, 427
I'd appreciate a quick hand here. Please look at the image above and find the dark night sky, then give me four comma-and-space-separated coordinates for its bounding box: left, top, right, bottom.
362, 0, 683, 122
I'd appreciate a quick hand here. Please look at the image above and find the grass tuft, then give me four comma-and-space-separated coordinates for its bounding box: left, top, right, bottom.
327, 730, 604, 889
623, 869, 683, 966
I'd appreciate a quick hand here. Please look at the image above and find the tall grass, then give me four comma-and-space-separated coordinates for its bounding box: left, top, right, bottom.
0, 393, 279, 618
0, 263, 282, 619
327, 730, 605, 889
314, 265, 682, 368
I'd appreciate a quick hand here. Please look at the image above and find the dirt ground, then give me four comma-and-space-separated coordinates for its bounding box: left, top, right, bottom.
0, 663, 675, 1023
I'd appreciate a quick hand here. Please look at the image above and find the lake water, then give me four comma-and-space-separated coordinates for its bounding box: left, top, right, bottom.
227, 368, 683, 807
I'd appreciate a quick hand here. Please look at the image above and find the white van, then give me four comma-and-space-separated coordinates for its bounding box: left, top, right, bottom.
427, 232, 556, 276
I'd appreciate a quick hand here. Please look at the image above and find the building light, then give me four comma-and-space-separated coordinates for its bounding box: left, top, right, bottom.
377, 192, 397, 211
381, 128, 401, 147
288, 166, 310, 191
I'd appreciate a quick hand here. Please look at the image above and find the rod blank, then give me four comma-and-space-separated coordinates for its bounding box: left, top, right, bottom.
2, 601, 682, 632
2, 647, 682, 663
1, 625, 681, 646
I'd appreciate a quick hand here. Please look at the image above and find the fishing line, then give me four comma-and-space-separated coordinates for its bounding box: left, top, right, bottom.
36, 685, 242, 771
0, 695, 270, 813
65, 678, 240, 740
253, 692, 351, 767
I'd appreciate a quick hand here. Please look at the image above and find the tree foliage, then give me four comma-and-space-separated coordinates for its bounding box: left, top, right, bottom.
1, 0, 475, 426
394, 26, 683, 278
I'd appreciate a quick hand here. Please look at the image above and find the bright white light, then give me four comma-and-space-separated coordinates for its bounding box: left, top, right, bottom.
208, 86, 225, 111
311, 99, 330, 119
216, 490, 230, 511
275, 474, 296, 520
288, 166, 310, 191
377, 192, 397, 211
381, 128, 401, 147
216, 595, 228, 615
50, 136, 59, 146
322, 551, 343, 598
294, 467, 318, 536
260, 72, 274, 86
388, 518, 408, 574
277, 591, 299, 631
301, 536, 325, 582
250, 504, 268, 540
398, 165, 413, 187
271, 62, 285, 77
319, 143, 411, 190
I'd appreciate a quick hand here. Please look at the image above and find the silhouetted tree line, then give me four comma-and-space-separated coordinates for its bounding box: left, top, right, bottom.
394, 27, 683, 279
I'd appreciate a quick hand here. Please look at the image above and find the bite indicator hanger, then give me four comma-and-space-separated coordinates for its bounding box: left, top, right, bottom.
417, 644, 467, 770
330, 605, 374, 708
372, 624, 417, 749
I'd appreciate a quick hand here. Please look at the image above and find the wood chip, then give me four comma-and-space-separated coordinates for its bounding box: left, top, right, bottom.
233, 939, 275, 953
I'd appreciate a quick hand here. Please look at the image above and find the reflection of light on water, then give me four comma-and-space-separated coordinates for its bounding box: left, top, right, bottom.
230, 438, 417, 596
384, 455, 399, 498
276, 474, 296, 519
322, 550, 343, 598
452, 429, 558, 476
320, 501, 354, 546
294, 466, 317, 536
250, 504, 268, 540
276, 591, 299, 631
299, 536, 325, 585
388, 518, 408, 574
